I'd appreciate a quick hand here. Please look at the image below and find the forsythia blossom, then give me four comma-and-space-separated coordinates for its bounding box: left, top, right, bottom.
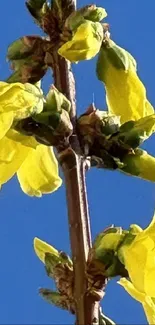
0, 81, 43, 139
97, 39, 154, 124
118, 215, 155, 324
0, 82, 62, 196
97, 40, 155, 182
58, 21, 104, 62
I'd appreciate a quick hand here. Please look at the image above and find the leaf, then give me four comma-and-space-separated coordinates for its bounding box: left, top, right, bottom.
17, 146, 62, 197
58, 21, 103, 62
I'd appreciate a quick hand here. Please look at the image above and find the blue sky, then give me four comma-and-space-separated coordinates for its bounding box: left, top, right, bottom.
0, 0, 155, 324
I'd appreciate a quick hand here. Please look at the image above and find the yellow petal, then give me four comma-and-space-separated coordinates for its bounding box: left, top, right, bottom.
120, 239, 148, 293
0, 132, 31, 184
58, 21, 103, 62
17, 145, 62, 197
145, 100, 154, 117
34, 237, 59, 264
143, 297, 155, 325
119, 278, 155, 325
0, 112, 13, 139
96, 41, 154, 123
105, 68, 148, 124
121, 149, 155, 182
0, 81, 43, 117
6, 129, 38, 149
118, 278, 145, 302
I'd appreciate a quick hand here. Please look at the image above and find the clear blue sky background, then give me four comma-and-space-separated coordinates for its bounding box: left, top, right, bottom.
0, 0, 155, 324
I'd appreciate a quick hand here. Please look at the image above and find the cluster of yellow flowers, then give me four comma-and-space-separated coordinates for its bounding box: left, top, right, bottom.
34, 214, 155, 325
0, 82, 62, 196
58, 17, 155, 182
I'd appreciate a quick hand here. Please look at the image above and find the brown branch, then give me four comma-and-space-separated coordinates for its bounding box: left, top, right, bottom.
52, 51, 100, 325
51, 2, 101, 323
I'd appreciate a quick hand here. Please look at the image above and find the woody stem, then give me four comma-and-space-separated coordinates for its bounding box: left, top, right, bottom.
52, 43, 100, 325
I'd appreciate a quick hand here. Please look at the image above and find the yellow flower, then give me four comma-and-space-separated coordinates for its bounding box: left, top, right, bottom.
118, 215, 155, 324
97, 40, 154, 124
0, 81, 43, 139
0, 129, 62, 197
96, 40, 155, 182
58, 21, 103, 62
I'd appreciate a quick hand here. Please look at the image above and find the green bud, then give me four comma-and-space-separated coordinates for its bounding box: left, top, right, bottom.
26, 0, 48, 20
65, 5, 107, 32
81, 5, 107, 22
45, 251, 73, 278
93, 228, 124, 257
88, 227, 128, 277
39, 288, 75, 313
7, 36, 47, 83
39, 289, 67, 309
45, 252, 60, 277
45, 86, 71, 113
